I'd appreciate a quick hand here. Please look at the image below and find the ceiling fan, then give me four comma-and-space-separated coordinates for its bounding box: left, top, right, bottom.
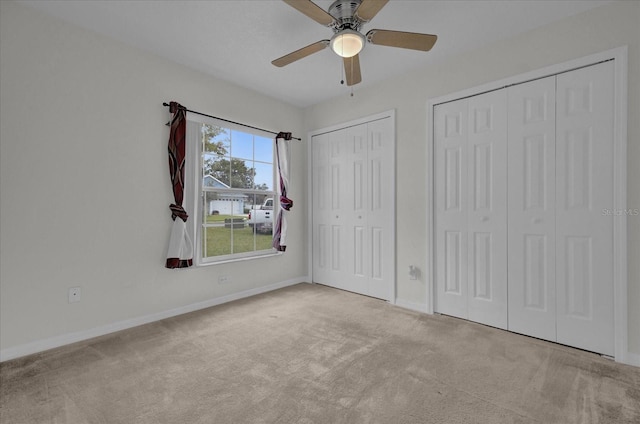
272, 0, 437, 86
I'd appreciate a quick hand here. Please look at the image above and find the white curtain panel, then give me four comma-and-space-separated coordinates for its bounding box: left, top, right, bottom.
273, 135, 292, 251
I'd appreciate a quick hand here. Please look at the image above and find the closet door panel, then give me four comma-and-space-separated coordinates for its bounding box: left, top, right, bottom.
556, 61, 614, 356
507, 76, 557, 341
435, 98, 469, 319
327, 129, 350, 290
312, 133, 330, 284
367, 118, 394, 300
346, 123, 369, 296
466, 90, 508, 329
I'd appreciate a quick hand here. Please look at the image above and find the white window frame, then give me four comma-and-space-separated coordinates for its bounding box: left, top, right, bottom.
184, 113, 280, 266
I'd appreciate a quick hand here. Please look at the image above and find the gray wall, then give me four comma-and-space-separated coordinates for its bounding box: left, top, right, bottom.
2, 1, 638, 362
0, 1, 307, 358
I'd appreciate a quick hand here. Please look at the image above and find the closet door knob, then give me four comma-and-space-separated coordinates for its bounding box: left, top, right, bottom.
532, 218, 542, 224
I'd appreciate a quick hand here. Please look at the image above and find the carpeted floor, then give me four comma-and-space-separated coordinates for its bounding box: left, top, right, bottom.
1, 283, 639, 423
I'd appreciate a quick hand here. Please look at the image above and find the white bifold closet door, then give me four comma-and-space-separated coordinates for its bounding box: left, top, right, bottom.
434, 89, 508, 329
312, 118, 394, 301
508, 62, 615, 355
435, 61, 615, 355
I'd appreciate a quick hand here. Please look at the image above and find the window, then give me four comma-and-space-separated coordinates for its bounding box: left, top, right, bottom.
187, 116, 276, 264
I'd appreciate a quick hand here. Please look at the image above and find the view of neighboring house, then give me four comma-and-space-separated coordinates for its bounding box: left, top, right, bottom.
203, 175, 248, 215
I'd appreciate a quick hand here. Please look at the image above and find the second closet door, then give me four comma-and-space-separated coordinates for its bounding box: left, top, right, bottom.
507, 76, 558, 341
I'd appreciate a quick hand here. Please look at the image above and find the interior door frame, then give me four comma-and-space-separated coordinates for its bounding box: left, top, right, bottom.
426, 46, 630, 364
307, 110, 397, 303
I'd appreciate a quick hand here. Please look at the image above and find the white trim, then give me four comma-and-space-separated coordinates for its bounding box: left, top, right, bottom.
425, 97, 436, 315
307, 110, 397, 303
195, 251, 283, 267
387, 110, 398, 304
426, 46, 630, 364
308, 109, 396, 138
0, 278, 308, 363
611, 47, 629, 364
306, 127, 314, 292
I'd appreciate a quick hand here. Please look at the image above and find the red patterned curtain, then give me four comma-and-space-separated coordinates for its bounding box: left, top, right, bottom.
166, 101, 193, 268
272, 132, 293, 252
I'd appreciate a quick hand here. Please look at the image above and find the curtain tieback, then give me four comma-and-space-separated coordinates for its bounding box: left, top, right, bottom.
170, 204, 189, 222
280, 195, 293, 211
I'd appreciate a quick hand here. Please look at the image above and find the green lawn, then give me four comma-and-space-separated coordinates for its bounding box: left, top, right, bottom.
203, 225, 273, 257
205, 214, 244, 223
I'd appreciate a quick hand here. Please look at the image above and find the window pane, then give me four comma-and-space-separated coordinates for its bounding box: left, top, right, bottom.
203, 125, 230, 156
203, 191, 247, 217
204, 155, 231, 188
231, 130, 253, 161
205, 225, 271, 256
253, 162, 273, 191
229, 159, 254, 189
203, 227, 232, 257
255, 136, 273, 162
203, 191, 222, 216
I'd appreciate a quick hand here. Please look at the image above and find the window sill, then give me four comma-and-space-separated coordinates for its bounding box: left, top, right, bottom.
196, 251, 283, 267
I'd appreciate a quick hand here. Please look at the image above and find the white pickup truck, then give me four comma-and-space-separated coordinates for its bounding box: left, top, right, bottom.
247, 198, 274, 233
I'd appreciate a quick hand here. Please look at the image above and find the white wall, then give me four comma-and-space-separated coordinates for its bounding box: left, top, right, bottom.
0, 1, 307, 359
303, 1, 640, 358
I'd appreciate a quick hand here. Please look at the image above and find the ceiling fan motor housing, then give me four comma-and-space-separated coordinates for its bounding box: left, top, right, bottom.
328, 0, 367, 57
328, 0, 364, 32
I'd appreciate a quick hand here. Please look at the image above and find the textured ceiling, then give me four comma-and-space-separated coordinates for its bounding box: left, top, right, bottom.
18, 0, 612, 107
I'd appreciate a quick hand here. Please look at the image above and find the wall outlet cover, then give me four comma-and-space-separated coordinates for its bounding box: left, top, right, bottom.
68, 287, 81, 303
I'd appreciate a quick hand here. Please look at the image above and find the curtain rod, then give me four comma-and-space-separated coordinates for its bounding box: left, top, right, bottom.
163, 102, 301, 141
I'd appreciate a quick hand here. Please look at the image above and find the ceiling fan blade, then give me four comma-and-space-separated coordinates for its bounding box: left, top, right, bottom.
343, 54, 362, 86
282, 0, 336, 26
272, 40, 330, 67
354, 0, 389, 22
366, 29, 437, 51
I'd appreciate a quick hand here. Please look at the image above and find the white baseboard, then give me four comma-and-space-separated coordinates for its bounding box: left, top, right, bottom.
394, 298, 427, 313
392, 299, 639, 368
624, 351, 640, 367
0, 278, 308, 363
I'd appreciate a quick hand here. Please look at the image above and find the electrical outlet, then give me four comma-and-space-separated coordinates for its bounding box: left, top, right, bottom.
409, 266, 419, 280
68, 287, 81, 303
218, 275, 231, 284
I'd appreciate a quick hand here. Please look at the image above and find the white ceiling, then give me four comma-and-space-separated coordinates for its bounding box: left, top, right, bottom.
18, 0, 612, 108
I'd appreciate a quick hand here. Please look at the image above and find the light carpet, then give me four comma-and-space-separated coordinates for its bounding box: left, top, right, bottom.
1, 283, 639, 423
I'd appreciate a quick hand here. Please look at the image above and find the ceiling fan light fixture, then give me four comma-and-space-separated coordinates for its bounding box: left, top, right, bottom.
330, 29, 365, 58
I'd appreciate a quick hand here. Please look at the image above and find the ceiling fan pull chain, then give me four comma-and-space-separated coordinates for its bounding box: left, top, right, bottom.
350, 57, 354, 97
